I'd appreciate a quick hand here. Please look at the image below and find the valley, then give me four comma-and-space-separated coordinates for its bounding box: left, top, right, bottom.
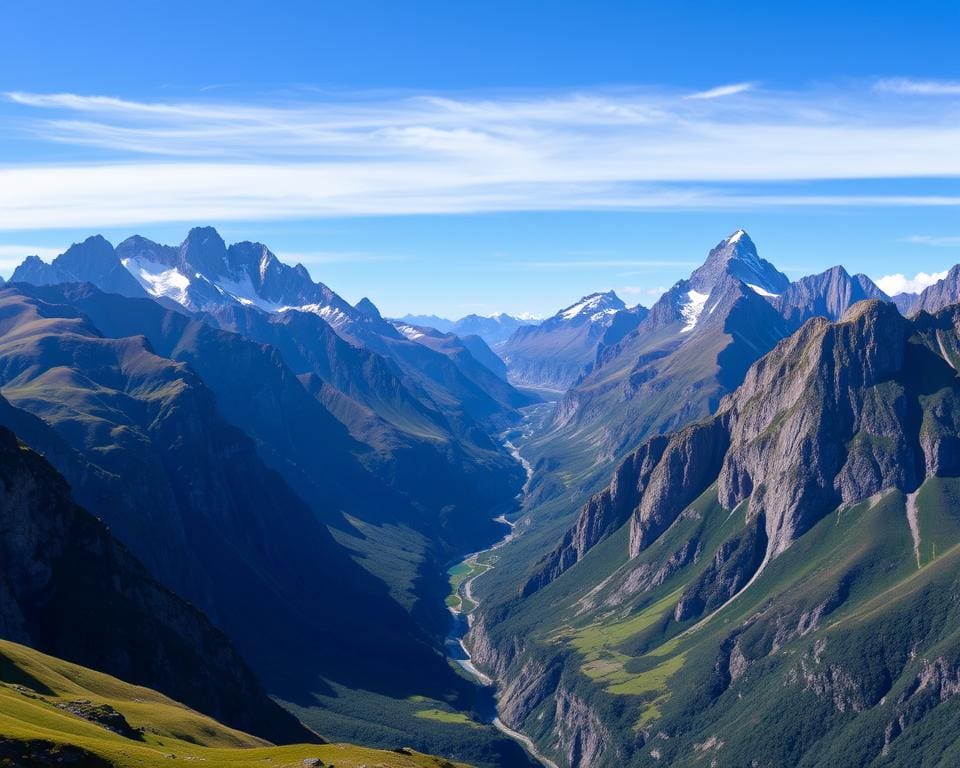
4, 7, 956, 766
6, 227, 960, 767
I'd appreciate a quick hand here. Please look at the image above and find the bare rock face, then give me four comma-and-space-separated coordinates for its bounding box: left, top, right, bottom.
521, 435, 670, 596
775, 265, 888, 328
717, 300, 915, 555
543, 299, 960, 612
629, 418, 730, 557
553, 686, 610, 768
909, 264, 960, 316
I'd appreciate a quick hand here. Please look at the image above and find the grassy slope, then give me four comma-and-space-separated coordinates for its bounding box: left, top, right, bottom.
0, 639, 468, 768
485, 476, 960, 766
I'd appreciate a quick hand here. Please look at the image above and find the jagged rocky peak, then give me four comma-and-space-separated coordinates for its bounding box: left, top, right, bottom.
910, 263, 960, 316
540, 299, 959, 598
11, 235, 145, 298
558, 290, 626, 323
629, 299, 920, 561
116, 234, 179, 267
354, 297, 382, 318
776, 265, 890, 326
180, 226, 229, 277
58, 234, 115, 266
689, 229, 790, 296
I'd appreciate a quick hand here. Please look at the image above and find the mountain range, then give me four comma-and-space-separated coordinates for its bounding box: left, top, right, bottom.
9, 225, 960, 768
397, 312, 539, 346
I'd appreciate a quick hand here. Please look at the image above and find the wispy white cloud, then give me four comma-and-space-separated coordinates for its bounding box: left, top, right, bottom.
875, 78, 960, 96
685, 82, 754, 100
875, 270, 949, 295
903, 235, 960, 246
1, 84, 960, 229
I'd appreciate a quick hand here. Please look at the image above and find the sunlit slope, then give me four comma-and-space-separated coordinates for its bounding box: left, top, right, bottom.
481, 478, 960, 766
0, 639, 469, 768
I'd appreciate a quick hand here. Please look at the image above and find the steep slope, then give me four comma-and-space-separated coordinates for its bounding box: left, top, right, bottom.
394, 322, 529, 407
0, 285, 534, 767
470, 300, 960, 767
0, 639, 468, 768
525, 233, 789, 509
112, 228, 526, 428
460, 334, 509, 380
47, 283, 514, 551
0, 422, 314, 744
0, 285, 445, 698
775, 265, 889, 327
510, 239, 895, 561
501, 291, 627, 391
907, 263, 960, 316
11, 236, 146, 299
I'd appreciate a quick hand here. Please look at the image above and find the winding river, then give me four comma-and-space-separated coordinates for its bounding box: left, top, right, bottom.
443, 406, 560, 768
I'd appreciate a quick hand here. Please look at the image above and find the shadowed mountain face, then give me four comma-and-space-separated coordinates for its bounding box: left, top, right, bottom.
0, 285, 463, 707
12, 236, 146, 299
0, 419, 317, 745
112, 228, 530, 429
474, 300, 960, 767
41, 283, 516, 551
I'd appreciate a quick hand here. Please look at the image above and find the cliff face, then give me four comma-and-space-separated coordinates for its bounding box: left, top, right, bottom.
0, 423, 316, 744
476, 300, 960, 767
543, 300, 931, 593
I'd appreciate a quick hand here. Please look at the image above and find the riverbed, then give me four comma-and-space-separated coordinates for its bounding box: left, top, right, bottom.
443, 405, 560, 768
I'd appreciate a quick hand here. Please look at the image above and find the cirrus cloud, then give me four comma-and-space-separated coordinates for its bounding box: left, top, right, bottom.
1, 83, 960, 230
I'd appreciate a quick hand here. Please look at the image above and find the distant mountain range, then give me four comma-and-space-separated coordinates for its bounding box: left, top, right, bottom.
396, 312, 539, 346
498, 291, 633, 391
10, 225, 960, 768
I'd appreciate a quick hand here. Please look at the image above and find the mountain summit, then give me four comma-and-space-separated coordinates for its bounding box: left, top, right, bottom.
688, 229, 790, 297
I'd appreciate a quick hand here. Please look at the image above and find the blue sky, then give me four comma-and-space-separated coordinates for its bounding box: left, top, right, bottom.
1, 1, 959, 317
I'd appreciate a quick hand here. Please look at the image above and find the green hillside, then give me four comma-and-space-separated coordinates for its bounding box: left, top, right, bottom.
0, 639, 468, 768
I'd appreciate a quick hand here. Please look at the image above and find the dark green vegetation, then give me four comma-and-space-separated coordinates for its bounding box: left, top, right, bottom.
471, 301, 960, 766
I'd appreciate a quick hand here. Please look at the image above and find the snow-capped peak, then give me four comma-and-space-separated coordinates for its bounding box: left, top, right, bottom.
559, 292, 625, 322
728, 228, 747, 244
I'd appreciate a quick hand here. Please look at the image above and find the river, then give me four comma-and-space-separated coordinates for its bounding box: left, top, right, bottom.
443, 404, 560, 768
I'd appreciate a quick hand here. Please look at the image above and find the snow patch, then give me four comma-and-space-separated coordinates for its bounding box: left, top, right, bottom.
215, 271, 285, 312
680, 290, 709, 333
122, 256, 191, 305
747, 283, 779, 298
395, 324, 425, 340
728, 229, 746, 244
